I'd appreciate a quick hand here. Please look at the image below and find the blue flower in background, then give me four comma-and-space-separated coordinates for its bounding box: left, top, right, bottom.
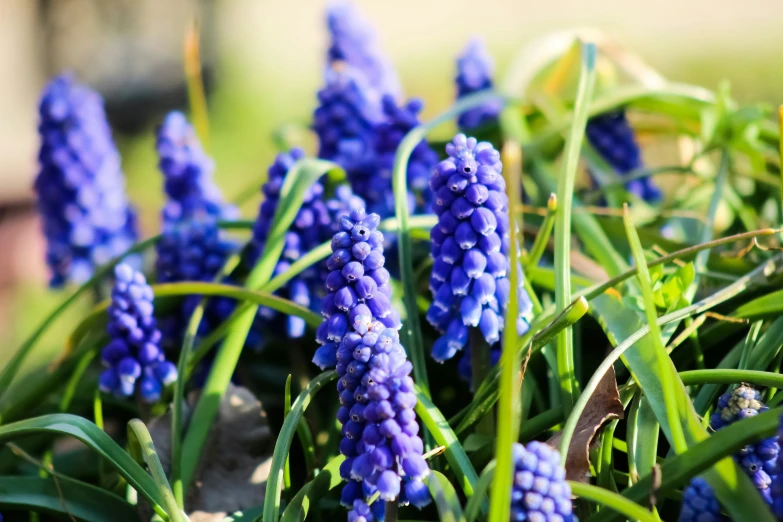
510, 441, 574, 522
248, 148, 369, 347
679, 477, 726, 522
314, 209, 431, 513
585, 110, 662, 203
318, 3, 435, 219
710, 385, 778, 505
99, 264, 177, 402
34, 75, 138, 287
326, 1, 400, 100
156, 111, 237, 223
426, 134, 532, 369
373, 96, 438, 216
155, 218, 238, 349
455, 38, 502, 131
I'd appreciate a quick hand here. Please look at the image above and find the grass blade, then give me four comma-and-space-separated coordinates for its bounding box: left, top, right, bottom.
127, 419, 184, 522
182, 159, 341, 493
569, 481, 656, 522
552, 41, 597, 419
0, 413, 166, 517
263, 371, 337, 522
622, 204, 687, 453
414, 388, 479, 499
0, 476, 138, 522
426, 470, 467, 522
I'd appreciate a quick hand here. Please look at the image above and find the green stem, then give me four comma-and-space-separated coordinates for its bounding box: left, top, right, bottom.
470, 328, 494, 436
622, 205, 687, 454
569, 481, 656, 522
554, 42, 596, 417
523, 193, 557, 270
93, 389, 105, 485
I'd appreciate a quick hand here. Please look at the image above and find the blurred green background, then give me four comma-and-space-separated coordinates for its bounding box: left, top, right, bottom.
1, 0, 782, 381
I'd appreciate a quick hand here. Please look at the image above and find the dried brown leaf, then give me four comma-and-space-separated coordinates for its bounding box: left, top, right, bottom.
546, 366, 624, 482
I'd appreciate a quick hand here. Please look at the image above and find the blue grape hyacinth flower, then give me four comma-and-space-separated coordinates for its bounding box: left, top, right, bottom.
426, 134, 533, 368
99, 264, 177, 402
326, 1, 400, 100
313, 209, 431, 513
35, 75, 138, 287
679, 477, 726, 522
710, 385, 779, 504
314, 66, 434, 219
455, 38, 502, 131
585, 110, 662, 203
156, 111, 237, 223
773, 414, 783, 518
510, 441, 574, 522
155, 218, 238, 348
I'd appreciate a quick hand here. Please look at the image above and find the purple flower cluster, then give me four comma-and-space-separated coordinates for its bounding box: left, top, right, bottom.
314, 68, 436, 218
426, 134, 532, 365
774, 416, 783, 518
249, 149, 367, 348
248, 148, 331, 343
585, 111, 662, 203
679, 477, 725, 522
155, 219, 238, 347
710, 385, 779, 504
510, 441, 574, 522
35, 75, 138, 287
99, 264, 177, 402
313, 210, 431, 513
455, 38, 502, 131
326, 1, 400, 100
156, 111, 236, 223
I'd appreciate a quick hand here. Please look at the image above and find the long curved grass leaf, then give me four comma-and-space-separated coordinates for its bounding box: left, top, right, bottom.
182, 159, 342, 493
570, 481, 656, 522
0, 414, 166, 517
263, 371, 337, 522
464, 461, 495, 522
127, 419, 184, 522
0, 476, 138, 522
279, 456, 345, 522
414, 388, 479, 500
427, 470, 467, 522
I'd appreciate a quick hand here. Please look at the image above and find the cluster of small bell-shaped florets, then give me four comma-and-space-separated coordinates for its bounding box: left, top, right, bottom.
347, 498, 384, 522
426, 134, 533, 365
313, 208, 399, 367
585, 110, 662, 203
99, 264, 177, 402
710, 385, 779, 504
326, 1, 400, 100
679, 477, 725, 522
249, 147, 333, 344
156, 111, 237, 223
336, 313, 431, 510
314, 66, 382, 177
155, 219, 238, 347
510, 441, 574, 522
455, 38, 502, 131
313, 210, 431, 513
34, 75, 138, 287
773, 416, 783, 518
372, 96, 438, 215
